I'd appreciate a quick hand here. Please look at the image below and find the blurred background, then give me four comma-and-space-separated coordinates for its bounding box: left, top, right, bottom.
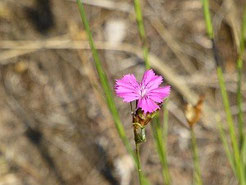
0, 0, 246, 184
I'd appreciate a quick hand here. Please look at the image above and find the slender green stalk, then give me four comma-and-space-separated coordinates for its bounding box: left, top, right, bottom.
242, 137, 246, 166
133, 0, 171, 184
217, 68, 245, 185
162, 102, 171, 185
163, 101, 169, 142
239, 7, 246, 54
133, 0, 171, 183
217, 119, 236, 174
236, 7, 246, 149
134, 0, 150, 69
237, 57, 244, 149
201, 0, 245, 183
201, 0, 213, 39
136, 142, 144, 185
76, 0, 137, 165
190, 128, 203, 185
152, 111, 171, 185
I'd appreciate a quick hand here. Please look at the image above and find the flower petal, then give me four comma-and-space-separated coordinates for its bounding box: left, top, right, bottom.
116, 92, 140, 102
138, 97, 159, 114
148, 86, 171, 103
115, 74, 140, 102
140, 69, 163, 90
141, 69, 155, 86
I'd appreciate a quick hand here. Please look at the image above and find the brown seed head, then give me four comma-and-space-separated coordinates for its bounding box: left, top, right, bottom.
184, 95, 205, 128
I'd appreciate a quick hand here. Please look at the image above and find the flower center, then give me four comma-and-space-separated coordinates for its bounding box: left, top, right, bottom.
139, 86, 147, 97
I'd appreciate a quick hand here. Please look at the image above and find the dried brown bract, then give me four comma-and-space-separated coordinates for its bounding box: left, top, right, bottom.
184, 95, 205, 128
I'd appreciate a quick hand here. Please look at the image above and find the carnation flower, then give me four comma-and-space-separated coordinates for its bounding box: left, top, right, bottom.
115, 69, 170, 114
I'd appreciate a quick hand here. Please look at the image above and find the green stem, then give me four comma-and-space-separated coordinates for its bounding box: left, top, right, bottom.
237, 57, 244, 149
135, 142, 144, 185
217, 68, 245, 185
152, 115, 171, 185
134, 0, 150, 69
133, 0, 171, 182
237, 7, 246, 150
162, 103, 171, 185
163, 102, 169, 139
132, 0, 151, 184
76, 0, 137, 165
191, 128, 203, 185
217, 119, 236, 175
201, 0, 246, 183
201, 0, 214, 39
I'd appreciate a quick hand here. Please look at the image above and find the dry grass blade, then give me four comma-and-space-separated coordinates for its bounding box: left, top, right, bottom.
1, 39, 216, 127
67, 0, 132, 13
149, 17, 197, 74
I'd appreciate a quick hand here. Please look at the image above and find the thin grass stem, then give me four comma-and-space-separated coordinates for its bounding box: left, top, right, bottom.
133, 0, 172, 184
217, 68, 245, 185
76, 0, 137, 166
237, 57, 244, 149
201, 0, 246, 183
236, 7, 246, 149
133, 0, 150, 69
217, 119, 236, 174
133, 0, 171, 184
190, 128, 203, 185
163, 101, 169, 142
152, 110, 171, 185
136, 142, 144, 185
201, 0, 213, 39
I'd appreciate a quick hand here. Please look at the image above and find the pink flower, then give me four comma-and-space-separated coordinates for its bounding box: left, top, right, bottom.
115, 69, 170, 114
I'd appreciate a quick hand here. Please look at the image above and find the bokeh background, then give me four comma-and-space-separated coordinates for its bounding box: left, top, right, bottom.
0, 0, 245, 184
